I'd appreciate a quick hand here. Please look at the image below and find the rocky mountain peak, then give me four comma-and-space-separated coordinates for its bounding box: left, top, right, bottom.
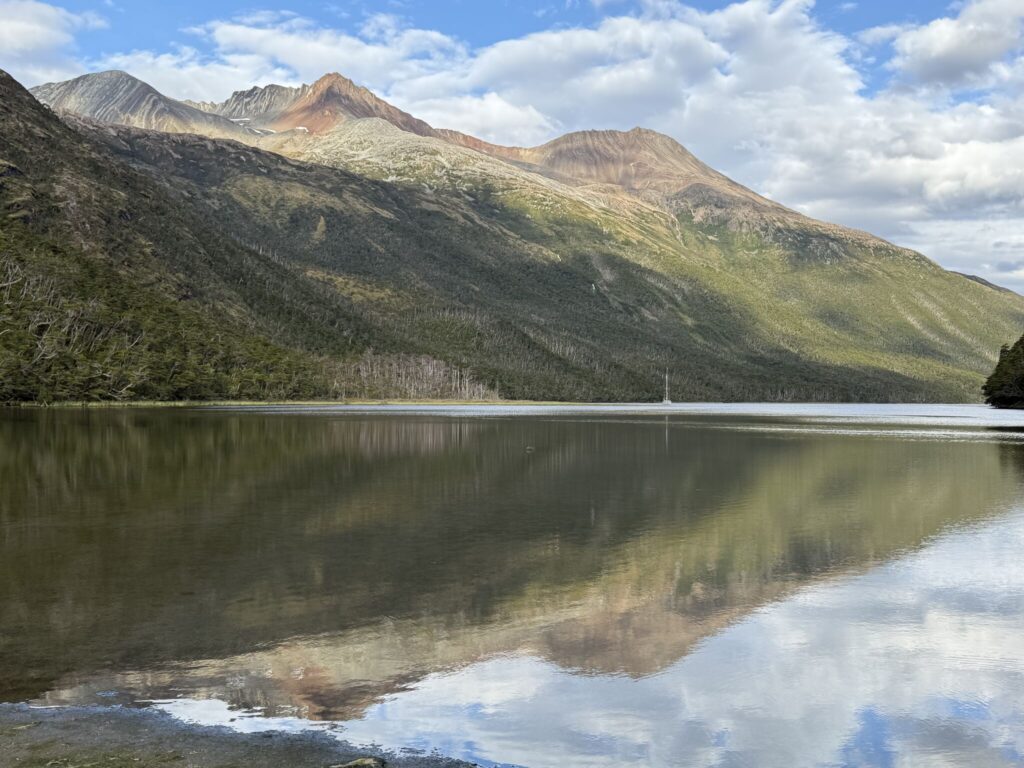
528, 128, 714, 189
192, 82, 310, 127
270, 73, 437, 137
309, 72, 364, 95
29, 70, 251, 141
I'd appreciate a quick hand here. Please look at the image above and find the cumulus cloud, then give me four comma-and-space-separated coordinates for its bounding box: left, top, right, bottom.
887, 0, 1024, 88
185, 11, 467, 96
428, 14, 729, 130
0, 0, 104, 84
2, 8, 466, 104
97, 47, 299, 104
6, 0, 1024, 289
409, 92, 559, 147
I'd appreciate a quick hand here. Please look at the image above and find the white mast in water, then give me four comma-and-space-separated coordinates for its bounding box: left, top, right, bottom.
663, 370, 672, 404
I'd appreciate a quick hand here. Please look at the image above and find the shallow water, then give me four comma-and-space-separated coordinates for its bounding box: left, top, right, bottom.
3, 404, 1024, 767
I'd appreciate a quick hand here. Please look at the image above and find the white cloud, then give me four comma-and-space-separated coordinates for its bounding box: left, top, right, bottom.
185, 12, 467, 96
433, 14, 729, 130
856, 23, 907, 47
0, 0, 104, 84
888, 0, 1024, 88
409, 92, 559, 147
97, 47, 299, 103
40, 10, 466, 105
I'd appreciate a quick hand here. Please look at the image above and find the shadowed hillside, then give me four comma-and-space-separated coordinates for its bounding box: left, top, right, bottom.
0, 71, 492, 402
9, 67, 1024, 402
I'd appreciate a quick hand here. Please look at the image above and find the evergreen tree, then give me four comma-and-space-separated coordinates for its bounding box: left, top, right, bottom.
984, 339, 1024, 408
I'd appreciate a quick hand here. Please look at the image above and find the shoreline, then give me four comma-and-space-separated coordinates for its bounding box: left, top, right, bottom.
2, 397, 982, 409
0, 703, 478, 768
3, 399, 553, 409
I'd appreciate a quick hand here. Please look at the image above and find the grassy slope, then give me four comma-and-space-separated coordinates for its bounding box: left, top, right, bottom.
254, 121, 1024, 400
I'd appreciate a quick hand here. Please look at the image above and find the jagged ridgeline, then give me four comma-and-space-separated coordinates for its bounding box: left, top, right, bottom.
4, 68, 1024, 402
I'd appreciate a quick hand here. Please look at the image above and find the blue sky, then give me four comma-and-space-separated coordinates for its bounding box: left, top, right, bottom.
3, 0, 1024, 289
47, 0, 951, 55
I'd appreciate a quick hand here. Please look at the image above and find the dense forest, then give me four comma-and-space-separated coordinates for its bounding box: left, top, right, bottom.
984, 336, 1024, 408
0, 72, 491, 403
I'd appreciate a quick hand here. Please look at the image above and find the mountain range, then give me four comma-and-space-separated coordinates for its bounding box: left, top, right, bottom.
2, 67, 1021, 403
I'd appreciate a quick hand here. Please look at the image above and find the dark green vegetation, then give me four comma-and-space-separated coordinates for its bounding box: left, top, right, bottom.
0, 73, 345, 402
984, 335, 1024, 408
5, 67, 1024, 402
0, 72, 489, 403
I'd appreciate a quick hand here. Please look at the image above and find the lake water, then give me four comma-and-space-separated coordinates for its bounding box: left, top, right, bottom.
4, 404, 1024, 767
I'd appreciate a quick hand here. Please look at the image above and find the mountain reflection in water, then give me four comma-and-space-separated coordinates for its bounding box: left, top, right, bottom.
1, 407, 1023, 767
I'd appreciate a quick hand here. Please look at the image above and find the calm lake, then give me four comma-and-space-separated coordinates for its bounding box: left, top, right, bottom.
4, 404, 1024, 767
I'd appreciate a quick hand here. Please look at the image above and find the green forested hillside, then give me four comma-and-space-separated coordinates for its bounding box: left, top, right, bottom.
5, 67, 1024, 403
0, 72, 489, 402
